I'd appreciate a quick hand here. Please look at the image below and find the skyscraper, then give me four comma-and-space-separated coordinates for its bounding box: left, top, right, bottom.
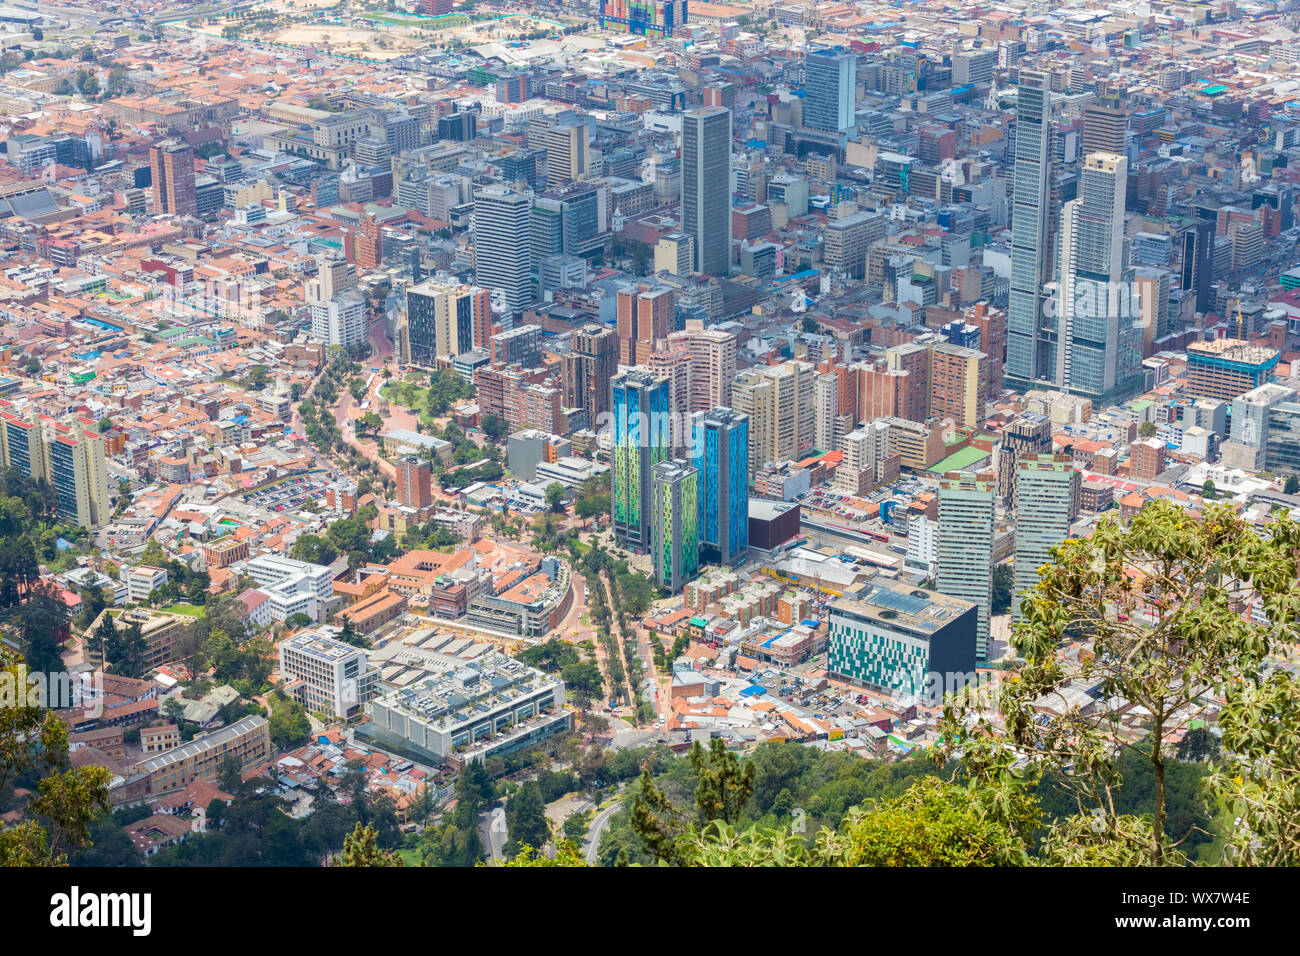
667, 323, 737, 412
803, 47, 857, 134
691, 407, 749, 566
543, 121, 588, 186
681, 106, 732, 276
611, 369, 672, 552
1006, 71, 1055, 390
1012, 454, 1080, 621
1058, 152, 1141, 401
149, 140, 197, 217
936, 471, 996, 662
472, 185, 533, 317
651, 459, 700, 594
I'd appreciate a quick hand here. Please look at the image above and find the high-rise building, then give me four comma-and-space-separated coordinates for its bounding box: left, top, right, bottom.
472, 185, 534, 316
1058, 152, 1141, 402
305, 255, 356, 305
1012, 455, 1080, 621
48, 428, 110, 530
1006, 71, 1055, 390
666, 323, 737, 412
1185, 338, 1280, 401
803, 47, 857, 134
997, 413, 1052, 503
543, 122, 588, 186
1179, 218, 1215, 316
616, 282, 674, 366
732, 360, 816, 471
651, 459, 700, 594
681, 106, 732, 276
149, 140, 197, 217
310, 291, 366, 349
395, 456, 433, 510
1082, 94, 1128, 156
611, 370, 672, 552
563, 324, 619, 426
691, 407, 749, 565
404, 280, 493, 367
936, 471, 996, 662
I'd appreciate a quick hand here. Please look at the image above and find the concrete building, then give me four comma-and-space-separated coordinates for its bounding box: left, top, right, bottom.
278, 628, 379, 720
681, 106, 732, 276
1012, 454, 1080, 620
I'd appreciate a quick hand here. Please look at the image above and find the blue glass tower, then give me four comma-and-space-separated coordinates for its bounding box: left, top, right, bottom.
691, 407, 749, 565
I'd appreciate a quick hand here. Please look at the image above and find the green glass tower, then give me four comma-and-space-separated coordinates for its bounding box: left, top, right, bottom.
651, 458, 700, 594
936, 471, 996, 663
611, 369, 671, 552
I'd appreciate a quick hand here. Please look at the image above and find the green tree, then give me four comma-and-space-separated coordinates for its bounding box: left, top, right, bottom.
1201, 479, 1216, 500
939, 500, 1300, 866
0, 648, 112, 865
1138, 420, 1157, 438
1284, 474, 1299, 495
505, 780, 549, 857
335, 823, 404, 866
545, 482, 566, 513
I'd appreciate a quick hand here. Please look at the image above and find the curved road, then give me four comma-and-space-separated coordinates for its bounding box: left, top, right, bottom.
583, 795, 624, 864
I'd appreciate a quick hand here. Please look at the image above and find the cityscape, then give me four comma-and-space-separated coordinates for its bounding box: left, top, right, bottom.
0, 0, 1297, 883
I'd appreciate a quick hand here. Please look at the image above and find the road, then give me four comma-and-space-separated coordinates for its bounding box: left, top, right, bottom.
479, 802, 508, 863
583, 794, 625, 864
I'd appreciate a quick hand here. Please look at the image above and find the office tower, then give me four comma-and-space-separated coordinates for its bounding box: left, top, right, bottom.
149, 140, 197, 217
598, 0, 687, 37
616, 282, 674, 366
404, 280, 490, 366
804, 47, 858, 134
997, 413, 1052, 503
1180, 218, 1215, 315
681, 106, 732, 276
1006, 70, 1055, 390
395, 456, 432, 510
310, 291, 366, 348
964, 303, 1005, 399
732, 360, 816, 471
1012, 455, 1080, 621
491, 325, 542, 368
651, 459, 700, 594
611, 369, 672, 552
1058, 152, 1141, 401
1082, 94, 1128, 156
563, 324, 619, 425
936, 471, 996, 662
544, 122, 588, 186
691, 407, 749, 565
472, 185, 534, 316
496, 73, 528, 105
437, 111, 476, 142
666, 323, 737, 411
49, 428, 110, 530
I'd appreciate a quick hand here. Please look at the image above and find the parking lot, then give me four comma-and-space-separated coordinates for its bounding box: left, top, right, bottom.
241, 472, 334, 512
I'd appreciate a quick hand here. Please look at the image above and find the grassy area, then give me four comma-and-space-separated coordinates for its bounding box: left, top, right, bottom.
398, 847, 422, 866
162, 603, 205, 618
380, 381, 438, 425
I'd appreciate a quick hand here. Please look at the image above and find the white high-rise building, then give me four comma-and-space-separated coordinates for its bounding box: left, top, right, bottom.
472, 185, 534, 316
